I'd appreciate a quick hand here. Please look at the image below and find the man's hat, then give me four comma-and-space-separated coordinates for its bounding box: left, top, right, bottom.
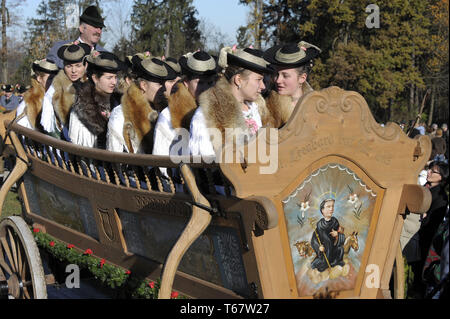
32, 59, 59, 75
218, 46, 274, 75
1, 84, 13, 92
134, 57, 177, 82
264, 41, 321, 69
57, 42, 92, 63
80, 5, 105, 28
86, 51, 122, 73
179, 51, 219, 77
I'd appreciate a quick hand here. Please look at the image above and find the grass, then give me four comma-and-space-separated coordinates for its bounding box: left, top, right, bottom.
1, 190, 22, 218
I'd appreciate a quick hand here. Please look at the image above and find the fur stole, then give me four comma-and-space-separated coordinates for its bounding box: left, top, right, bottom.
121, 83, 158, 154
72, 80, 112, 137
264, 81, 314, 128
198, 76, 257, 152
168, 82, 197, 130
52, 70, 76, 127
23, 79, 45, 129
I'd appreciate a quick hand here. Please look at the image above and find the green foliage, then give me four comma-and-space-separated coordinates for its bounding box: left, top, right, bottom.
32, 227, 183, 298
238, 0, 448, 124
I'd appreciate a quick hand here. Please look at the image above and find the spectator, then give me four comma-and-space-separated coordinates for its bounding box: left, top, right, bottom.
430, 129, 447, 162
416, 161, 449, 297
47, 6, 106, 69
0, 85, 20, 112
429, 123, 438, 137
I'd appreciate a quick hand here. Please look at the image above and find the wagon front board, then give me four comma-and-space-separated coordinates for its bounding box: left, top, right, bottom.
219, 86, 432, 299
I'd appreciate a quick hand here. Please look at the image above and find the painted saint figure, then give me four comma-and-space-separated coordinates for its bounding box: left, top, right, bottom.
310, 199, 345, 272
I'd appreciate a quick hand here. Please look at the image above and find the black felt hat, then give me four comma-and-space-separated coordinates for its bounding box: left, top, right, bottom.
86, 51, 122, 73
57, 42, 92, 63
179, 51, 219, 77
164, 57, 182, 76
135, 57, 177, 82
263, 41, 321, 68
32, 59, 59, 75
1, 84, 13, 92
219, 47, 274, 74
80, 5, 105, 28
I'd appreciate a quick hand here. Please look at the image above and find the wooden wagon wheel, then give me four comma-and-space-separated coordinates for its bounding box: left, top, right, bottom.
0, 216, 47, 299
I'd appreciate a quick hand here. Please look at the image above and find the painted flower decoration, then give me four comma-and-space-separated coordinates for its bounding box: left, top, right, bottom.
92, 50, 100, 58
300, 46, 307, 51
299, 201, 310, 218
245, 118, 259, 135
348, 193, 359, 205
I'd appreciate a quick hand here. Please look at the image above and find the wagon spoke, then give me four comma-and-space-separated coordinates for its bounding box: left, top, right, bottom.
23, 285, 31, 299
0, 236, 16, 273
0, 249, 13, 276
7, 228, 19, 273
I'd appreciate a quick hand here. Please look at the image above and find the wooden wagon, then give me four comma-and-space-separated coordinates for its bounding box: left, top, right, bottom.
0, 86, 431, 299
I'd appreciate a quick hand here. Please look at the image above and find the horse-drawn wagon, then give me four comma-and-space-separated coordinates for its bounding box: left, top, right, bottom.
0, 86, 431, 299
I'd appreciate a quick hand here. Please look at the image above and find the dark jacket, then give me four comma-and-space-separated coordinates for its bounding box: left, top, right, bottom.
419, 184, 448, 264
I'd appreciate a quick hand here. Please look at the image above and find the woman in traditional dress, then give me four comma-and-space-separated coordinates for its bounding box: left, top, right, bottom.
68, 50, 122, 149
40, 42, 91, 139
263, 41, 321, 128
15, 59, 59, 129
152, 51, 219, 158
106, 55, 177, 154
189, 46, 273, 159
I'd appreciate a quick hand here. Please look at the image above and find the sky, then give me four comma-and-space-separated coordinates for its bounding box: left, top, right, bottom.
15, 0, 249, 51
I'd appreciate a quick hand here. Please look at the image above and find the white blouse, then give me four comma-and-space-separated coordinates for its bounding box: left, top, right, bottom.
106, 105, 130, 153
68, 110, 97, 148
189, 101, 262, 157
40, 85, 59, 134
15, 101, 33, 129
153, 107, 190, 157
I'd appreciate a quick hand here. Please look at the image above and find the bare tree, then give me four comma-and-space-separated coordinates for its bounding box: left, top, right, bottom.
198, 18, 233, 55
102, 0, 132, 51
1, 0, 22, 83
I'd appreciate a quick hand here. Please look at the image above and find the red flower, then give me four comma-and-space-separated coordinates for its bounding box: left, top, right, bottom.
171, 291, 179, 299
148, 281, 155, 289
49, 241, 55, 247
125, 270, 131, 275
67, 244, 75, 249
33, 228, 40, 233
84, 248, 93, 255
99, 258, 106, 268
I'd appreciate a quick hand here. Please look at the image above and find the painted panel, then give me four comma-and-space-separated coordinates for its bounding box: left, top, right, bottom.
282, 163, 378, 297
